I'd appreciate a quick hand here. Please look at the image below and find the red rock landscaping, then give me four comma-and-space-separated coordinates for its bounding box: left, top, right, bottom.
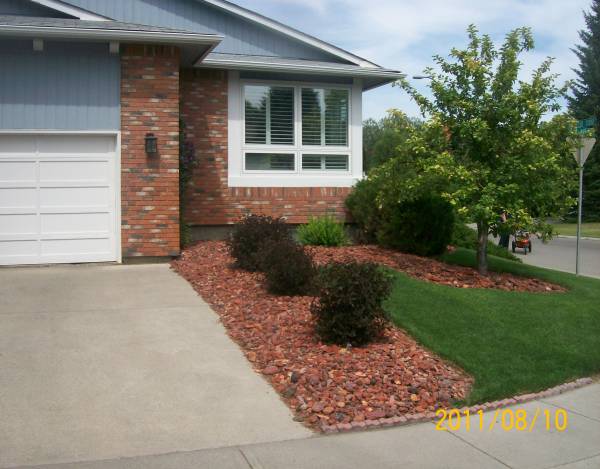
309, 245, 565, 293
173, 241, 487, 431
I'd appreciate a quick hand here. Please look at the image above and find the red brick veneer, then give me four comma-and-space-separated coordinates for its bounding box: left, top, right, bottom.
121, 45, 180, 257
180, 69, 351, 225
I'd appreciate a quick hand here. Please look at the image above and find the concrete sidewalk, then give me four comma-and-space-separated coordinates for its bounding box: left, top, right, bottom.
15, 382, 600, 469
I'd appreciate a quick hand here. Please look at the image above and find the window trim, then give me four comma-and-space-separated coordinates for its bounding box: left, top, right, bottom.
229, 71, 363, 187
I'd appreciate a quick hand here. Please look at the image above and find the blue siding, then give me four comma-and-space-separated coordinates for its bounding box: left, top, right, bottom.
0, 0, 72, 17
0, 41, 120, 130
64, 0, 344, 62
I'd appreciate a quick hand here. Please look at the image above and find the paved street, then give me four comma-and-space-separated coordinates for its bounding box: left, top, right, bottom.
516, 236, 600, 279
14, 382, 600, 469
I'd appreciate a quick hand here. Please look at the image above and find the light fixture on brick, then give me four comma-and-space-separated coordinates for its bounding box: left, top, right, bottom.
144, 133, 158, 156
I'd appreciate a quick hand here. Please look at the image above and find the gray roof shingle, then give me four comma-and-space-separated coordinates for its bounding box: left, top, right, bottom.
0, 15, 216, 36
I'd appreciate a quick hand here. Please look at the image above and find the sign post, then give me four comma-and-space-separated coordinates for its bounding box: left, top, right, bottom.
572, 136, 596, 275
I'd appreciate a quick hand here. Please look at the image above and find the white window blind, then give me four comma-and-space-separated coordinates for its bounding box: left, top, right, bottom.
302, 88, 349, 147
244, 85, 294, 145
302, 154, 349, 171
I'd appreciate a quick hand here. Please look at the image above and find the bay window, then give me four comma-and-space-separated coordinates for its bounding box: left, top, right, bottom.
242, 82, 351, 173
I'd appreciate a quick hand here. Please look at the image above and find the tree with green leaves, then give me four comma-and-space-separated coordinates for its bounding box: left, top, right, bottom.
397, 25, 577, 274
362, 111, 422, 172
568, 0, 600, 221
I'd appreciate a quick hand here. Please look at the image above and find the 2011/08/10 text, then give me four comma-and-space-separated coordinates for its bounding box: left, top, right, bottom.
435, 408, 568, 432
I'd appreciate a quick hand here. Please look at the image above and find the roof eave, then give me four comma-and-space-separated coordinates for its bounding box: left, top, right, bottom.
0, 24, 223, 46
196, 57, 404, 90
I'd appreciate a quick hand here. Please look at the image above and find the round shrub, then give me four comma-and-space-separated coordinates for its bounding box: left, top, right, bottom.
297, 215, 348, 247
227, 214, 291, 271
312, 262, 393, 346
259, 239, 316, 296
377, 195, 455, 256
345, 177, 383, 243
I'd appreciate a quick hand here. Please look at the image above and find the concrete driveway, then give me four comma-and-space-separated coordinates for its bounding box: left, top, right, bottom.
0, 264, 309, 468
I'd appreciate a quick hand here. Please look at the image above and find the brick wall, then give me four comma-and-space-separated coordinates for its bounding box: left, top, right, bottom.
180, 68, 351, 225
121, 45, 180, 257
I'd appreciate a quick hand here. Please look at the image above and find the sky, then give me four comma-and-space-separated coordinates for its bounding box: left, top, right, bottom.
233, 0, 592, 120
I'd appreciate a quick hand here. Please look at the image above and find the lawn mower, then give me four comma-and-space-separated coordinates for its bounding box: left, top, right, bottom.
512, 230, 532, 254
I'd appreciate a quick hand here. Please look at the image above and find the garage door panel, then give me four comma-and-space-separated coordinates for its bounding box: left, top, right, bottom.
0, 214, 37, 235
36, 135, 114, 154
0, 161, 36, 184
0, 134, 118, 265
0, 188, 37, 210
0, 240, 38, 257
40, 187, 110, 209
41, 213, 110, 234
0, 135, 36, 154
39, 160, 109, 183
41, 238, 111, 256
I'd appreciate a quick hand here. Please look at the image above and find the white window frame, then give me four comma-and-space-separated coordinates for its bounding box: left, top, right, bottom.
229, 71, 363, 187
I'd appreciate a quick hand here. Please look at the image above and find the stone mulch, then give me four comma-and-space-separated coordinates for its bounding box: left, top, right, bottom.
171, 241, 564, 432
308, 245, 565, 293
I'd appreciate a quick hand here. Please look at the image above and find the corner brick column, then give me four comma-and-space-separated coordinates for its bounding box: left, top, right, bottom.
121, 45, 180, 258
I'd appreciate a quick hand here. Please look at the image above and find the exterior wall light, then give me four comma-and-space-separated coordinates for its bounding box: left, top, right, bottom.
145, 133, 158, 156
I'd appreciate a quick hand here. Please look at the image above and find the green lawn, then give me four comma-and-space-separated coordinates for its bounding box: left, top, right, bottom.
384, 248, 600, 404
552, 222, 600, 238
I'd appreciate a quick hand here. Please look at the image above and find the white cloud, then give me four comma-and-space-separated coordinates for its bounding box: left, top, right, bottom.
235, 0, 592, 118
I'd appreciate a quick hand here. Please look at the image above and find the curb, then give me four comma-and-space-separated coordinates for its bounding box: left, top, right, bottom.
320, 377, 594, 434
556, 235, 599, 241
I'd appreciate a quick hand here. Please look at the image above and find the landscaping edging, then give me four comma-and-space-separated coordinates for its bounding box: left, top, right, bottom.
320, 377, 594, 433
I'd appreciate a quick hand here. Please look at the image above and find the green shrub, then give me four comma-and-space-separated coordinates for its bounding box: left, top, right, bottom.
259, 239, 316, 295
345, 177, 382, 243
377, 195, 455, 256
297, 216, 348, 247
312, 262, 393, 346
227, 214, 291, 271
452, 222, 521, 262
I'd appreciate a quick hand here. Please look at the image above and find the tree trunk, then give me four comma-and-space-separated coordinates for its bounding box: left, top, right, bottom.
476, 222, 489, 276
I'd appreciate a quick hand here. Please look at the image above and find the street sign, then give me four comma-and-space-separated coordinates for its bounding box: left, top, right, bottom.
572, 136, 596, 276
577, 117, 597, 134
573, 137, 596, 166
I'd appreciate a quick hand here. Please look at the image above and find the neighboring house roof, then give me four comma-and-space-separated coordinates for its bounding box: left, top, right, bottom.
202, 53, 404, 90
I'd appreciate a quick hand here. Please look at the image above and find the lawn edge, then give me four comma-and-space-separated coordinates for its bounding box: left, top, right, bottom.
321, 377, 594, 433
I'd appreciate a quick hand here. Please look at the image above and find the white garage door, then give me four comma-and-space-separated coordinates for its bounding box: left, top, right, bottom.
0, 134, 119, 265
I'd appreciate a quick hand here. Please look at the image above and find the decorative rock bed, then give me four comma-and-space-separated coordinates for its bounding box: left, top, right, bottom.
172, 241, 565, 432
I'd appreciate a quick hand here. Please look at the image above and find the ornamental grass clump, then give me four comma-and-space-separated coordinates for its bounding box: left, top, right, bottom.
228, 214, 291, 271
259, 238, 316, 296
297, 215, 348, 247
312, 262, 393, 346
